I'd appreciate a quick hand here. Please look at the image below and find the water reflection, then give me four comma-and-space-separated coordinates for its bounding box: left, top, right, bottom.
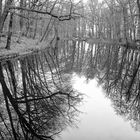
1, 39, 140, 139
60, 74, 140, 140
0, 50, 82, 140
60, 40, 140, 132
57, 39, 140, 139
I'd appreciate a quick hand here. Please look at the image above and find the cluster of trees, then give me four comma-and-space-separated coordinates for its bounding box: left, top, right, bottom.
1, 0, 140, 138
75, 0, 140, 43
1, 0, 140, 47
0, 0, 83, 50
1, 0, 140, 50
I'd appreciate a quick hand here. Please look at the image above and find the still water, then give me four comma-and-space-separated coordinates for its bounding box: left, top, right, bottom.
1, 40, 140, 139
59, 73, 140, 140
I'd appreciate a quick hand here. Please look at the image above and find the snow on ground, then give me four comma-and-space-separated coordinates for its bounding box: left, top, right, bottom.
0, 37, 49, 61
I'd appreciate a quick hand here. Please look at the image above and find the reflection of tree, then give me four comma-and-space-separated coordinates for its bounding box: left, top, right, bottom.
60, 38, 140, 131
0, 50, 82, 139
60, 41, 102, 79
94, 44, 140, 131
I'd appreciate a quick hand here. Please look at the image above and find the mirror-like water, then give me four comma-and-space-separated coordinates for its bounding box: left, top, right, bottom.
59, 74, 140, 140
1, 39, 140, 139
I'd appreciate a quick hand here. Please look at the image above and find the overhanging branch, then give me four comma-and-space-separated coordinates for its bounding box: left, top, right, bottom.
10, 6, 79, 21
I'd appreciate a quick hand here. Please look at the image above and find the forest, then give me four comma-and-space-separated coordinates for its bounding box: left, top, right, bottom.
1, 0, 140, 139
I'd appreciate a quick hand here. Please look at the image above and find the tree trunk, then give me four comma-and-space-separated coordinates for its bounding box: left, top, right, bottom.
0, 0, 2, 41
19, 0, 24, 32
0, 0, 13, 33
137, 0, 140, 40
0, 0, 2, 17
5, 12, 13, 50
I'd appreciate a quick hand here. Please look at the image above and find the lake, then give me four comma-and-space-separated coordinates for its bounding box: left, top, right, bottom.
1, 40, 140, 140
